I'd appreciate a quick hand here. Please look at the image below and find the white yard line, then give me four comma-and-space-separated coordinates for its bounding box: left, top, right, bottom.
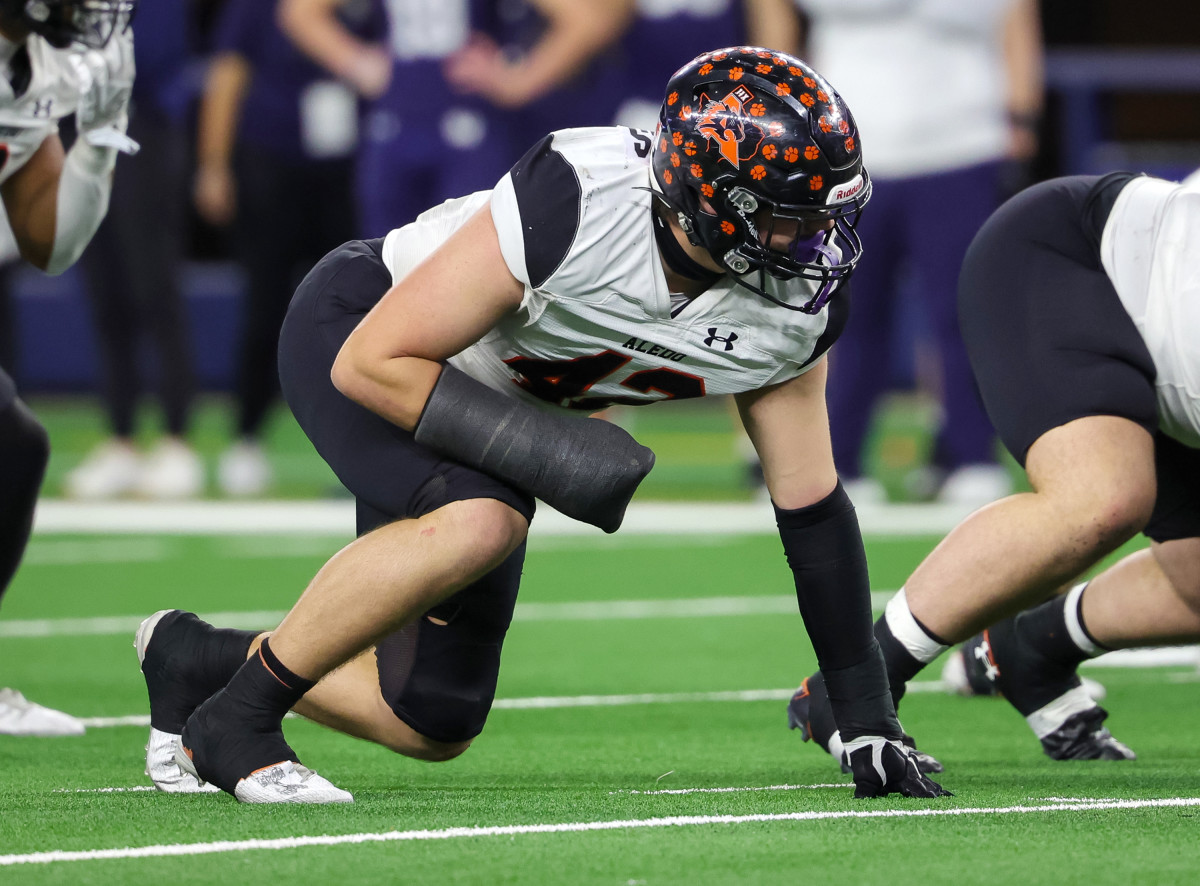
4, 797, 1199, 867
32, 500, 974, 537
610, 783, 846, 795
0, 595, 872, 638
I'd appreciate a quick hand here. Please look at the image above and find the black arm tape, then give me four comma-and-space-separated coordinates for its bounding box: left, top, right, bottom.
413, 365, 655, 533
776, 482, 900, 741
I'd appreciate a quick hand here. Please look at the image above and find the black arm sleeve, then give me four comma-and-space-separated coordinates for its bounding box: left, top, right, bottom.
775, 482, 901, 740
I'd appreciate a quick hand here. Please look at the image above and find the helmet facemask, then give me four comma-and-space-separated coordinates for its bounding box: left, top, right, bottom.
19, 0, 135, 49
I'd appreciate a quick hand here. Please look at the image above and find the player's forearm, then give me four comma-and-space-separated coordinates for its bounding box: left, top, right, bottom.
511, 0, 634, 103
743, 0, 802, 55
278, 0, 384, 89
776, 483, 902, 741
196, 54, 250, 170
330, 345, 443, 431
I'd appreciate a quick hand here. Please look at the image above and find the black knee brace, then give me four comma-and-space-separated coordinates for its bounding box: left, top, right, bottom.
376, 542, 525, 743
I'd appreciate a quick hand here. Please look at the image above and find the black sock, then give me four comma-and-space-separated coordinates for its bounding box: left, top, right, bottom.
873, 616, 926, 708
221, 636, 317, 728
195, 623, 258, 694
1015, 592, 1109, 670
143, 612, 259, 734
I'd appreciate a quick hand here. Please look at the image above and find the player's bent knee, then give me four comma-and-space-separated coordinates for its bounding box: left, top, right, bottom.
446, 498, 529, 565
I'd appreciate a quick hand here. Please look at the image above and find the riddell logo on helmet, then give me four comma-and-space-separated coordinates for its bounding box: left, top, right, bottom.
827, 175, 864, 204
696, 85, 764, 169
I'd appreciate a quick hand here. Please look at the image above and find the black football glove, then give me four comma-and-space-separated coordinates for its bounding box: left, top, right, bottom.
844, 736, 952, 799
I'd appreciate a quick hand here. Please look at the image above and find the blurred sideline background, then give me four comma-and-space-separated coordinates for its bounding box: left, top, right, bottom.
9, 0, 1200, 503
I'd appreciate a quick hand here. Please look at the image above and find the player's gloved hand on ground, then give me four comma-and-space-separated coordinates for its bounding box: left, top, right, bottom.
69, 24, 138, 155
844, 736, 952, 799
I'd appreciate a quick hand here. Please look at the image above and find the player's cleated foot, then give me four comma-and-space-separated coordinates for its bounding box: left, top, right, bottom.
135, 609, 223, 792
787, 675, 849, 772
0, 688, 85, 736
1031, 694, 1136, 761
961, 625, 1132, 761
788, 675, 944, 775
844, 736, 952, 799
178, 691, 352, 804
943, 641, 1107, 701
230, 761, 353, 804
144, 725, 219, 793
900, 732, 944, 774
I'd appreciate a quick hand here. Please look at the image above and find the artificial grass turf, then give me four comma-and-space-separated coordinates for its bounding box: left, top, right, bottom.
0, 525, 1187, 885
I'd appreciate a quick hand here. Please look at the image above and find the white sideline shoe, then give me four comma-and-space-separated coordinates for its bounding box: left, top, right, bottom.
842, 476, 887, 506
217, 440, 272, 497
136, 438, 204, 500
936, 464, 1013, 508
0, 688, 85, 736
145, 726, 219, 793
63, 439, 141, 499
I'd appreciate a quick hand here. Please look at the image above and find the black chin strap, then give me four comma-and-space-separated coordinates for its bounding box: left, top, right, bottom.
652, 207, 723, 285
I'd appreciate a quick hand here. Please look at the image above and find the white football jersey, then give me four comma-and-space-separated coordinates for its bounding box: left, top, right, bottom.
1100, 171, 1200, 449
0, 36, 81, 185
381, 126, 844, 413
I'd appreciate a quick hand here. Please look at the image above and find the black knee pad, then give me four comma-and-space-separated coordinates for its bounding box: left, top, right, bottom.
375, 543, 524, 744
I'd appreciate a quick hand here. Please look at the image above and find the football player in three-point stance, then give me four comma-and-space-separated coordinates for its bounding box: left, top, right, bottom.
0, 0, 137, 736
136, 47, 949, 803
790, 169, 1200, 768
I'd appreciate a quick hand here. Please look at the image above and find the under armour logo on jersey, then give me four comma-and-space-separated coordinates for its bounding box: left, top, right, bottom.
32, 98, 53, 117
704, 328, 738, 351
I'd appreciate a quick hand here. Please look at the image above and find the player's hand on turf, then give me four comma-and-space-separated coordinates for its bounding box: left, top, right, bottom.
70, 25, 138, 154
845, 736, 952, 799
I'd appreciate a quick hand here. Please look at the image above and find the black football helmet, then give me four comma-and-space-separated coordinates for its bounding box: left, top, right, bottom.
1, 0, 135, 49
652, 47, 870, 313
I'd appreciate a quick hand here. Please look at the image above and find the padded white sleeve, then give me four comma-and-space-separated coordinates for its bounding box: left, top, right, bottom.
45, 140, 117, 276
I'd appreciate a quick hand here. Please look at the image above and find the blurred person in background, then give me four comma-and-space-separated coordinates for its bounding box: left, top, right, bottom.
194, 0, 375, 497
794, 0, 1043, 506
0, 0, 138, 734
64, 0, 202, 500
612, 0, 800, 132
444, 0, 635, 139
282, 0, 516, 237
283, 1, 634, 238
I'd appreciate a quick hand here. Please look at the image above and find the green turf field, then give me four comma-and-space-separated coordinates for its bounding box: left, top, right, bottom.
2, 519, 1197, 885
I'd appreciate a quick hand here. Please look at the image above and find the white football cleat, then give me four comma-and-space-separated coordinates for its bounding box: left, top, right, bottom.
175, 740, 352, 804
145, 726, 219, 793
233, 761, 354, 804
0, 688, 85, 736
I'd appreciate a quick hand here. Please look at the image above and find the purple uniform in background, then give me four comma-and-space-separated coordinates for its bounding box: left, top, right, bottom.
613, 0, 746, 130
213, 0, 375, 163
492, 0, 630, 137
358, 0, 517, 236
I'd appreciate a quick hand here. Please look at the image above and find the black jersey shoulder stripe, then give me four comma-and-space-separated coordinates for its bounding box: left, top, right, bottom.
508, 135, 583, 289
801, 281, 850, 368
